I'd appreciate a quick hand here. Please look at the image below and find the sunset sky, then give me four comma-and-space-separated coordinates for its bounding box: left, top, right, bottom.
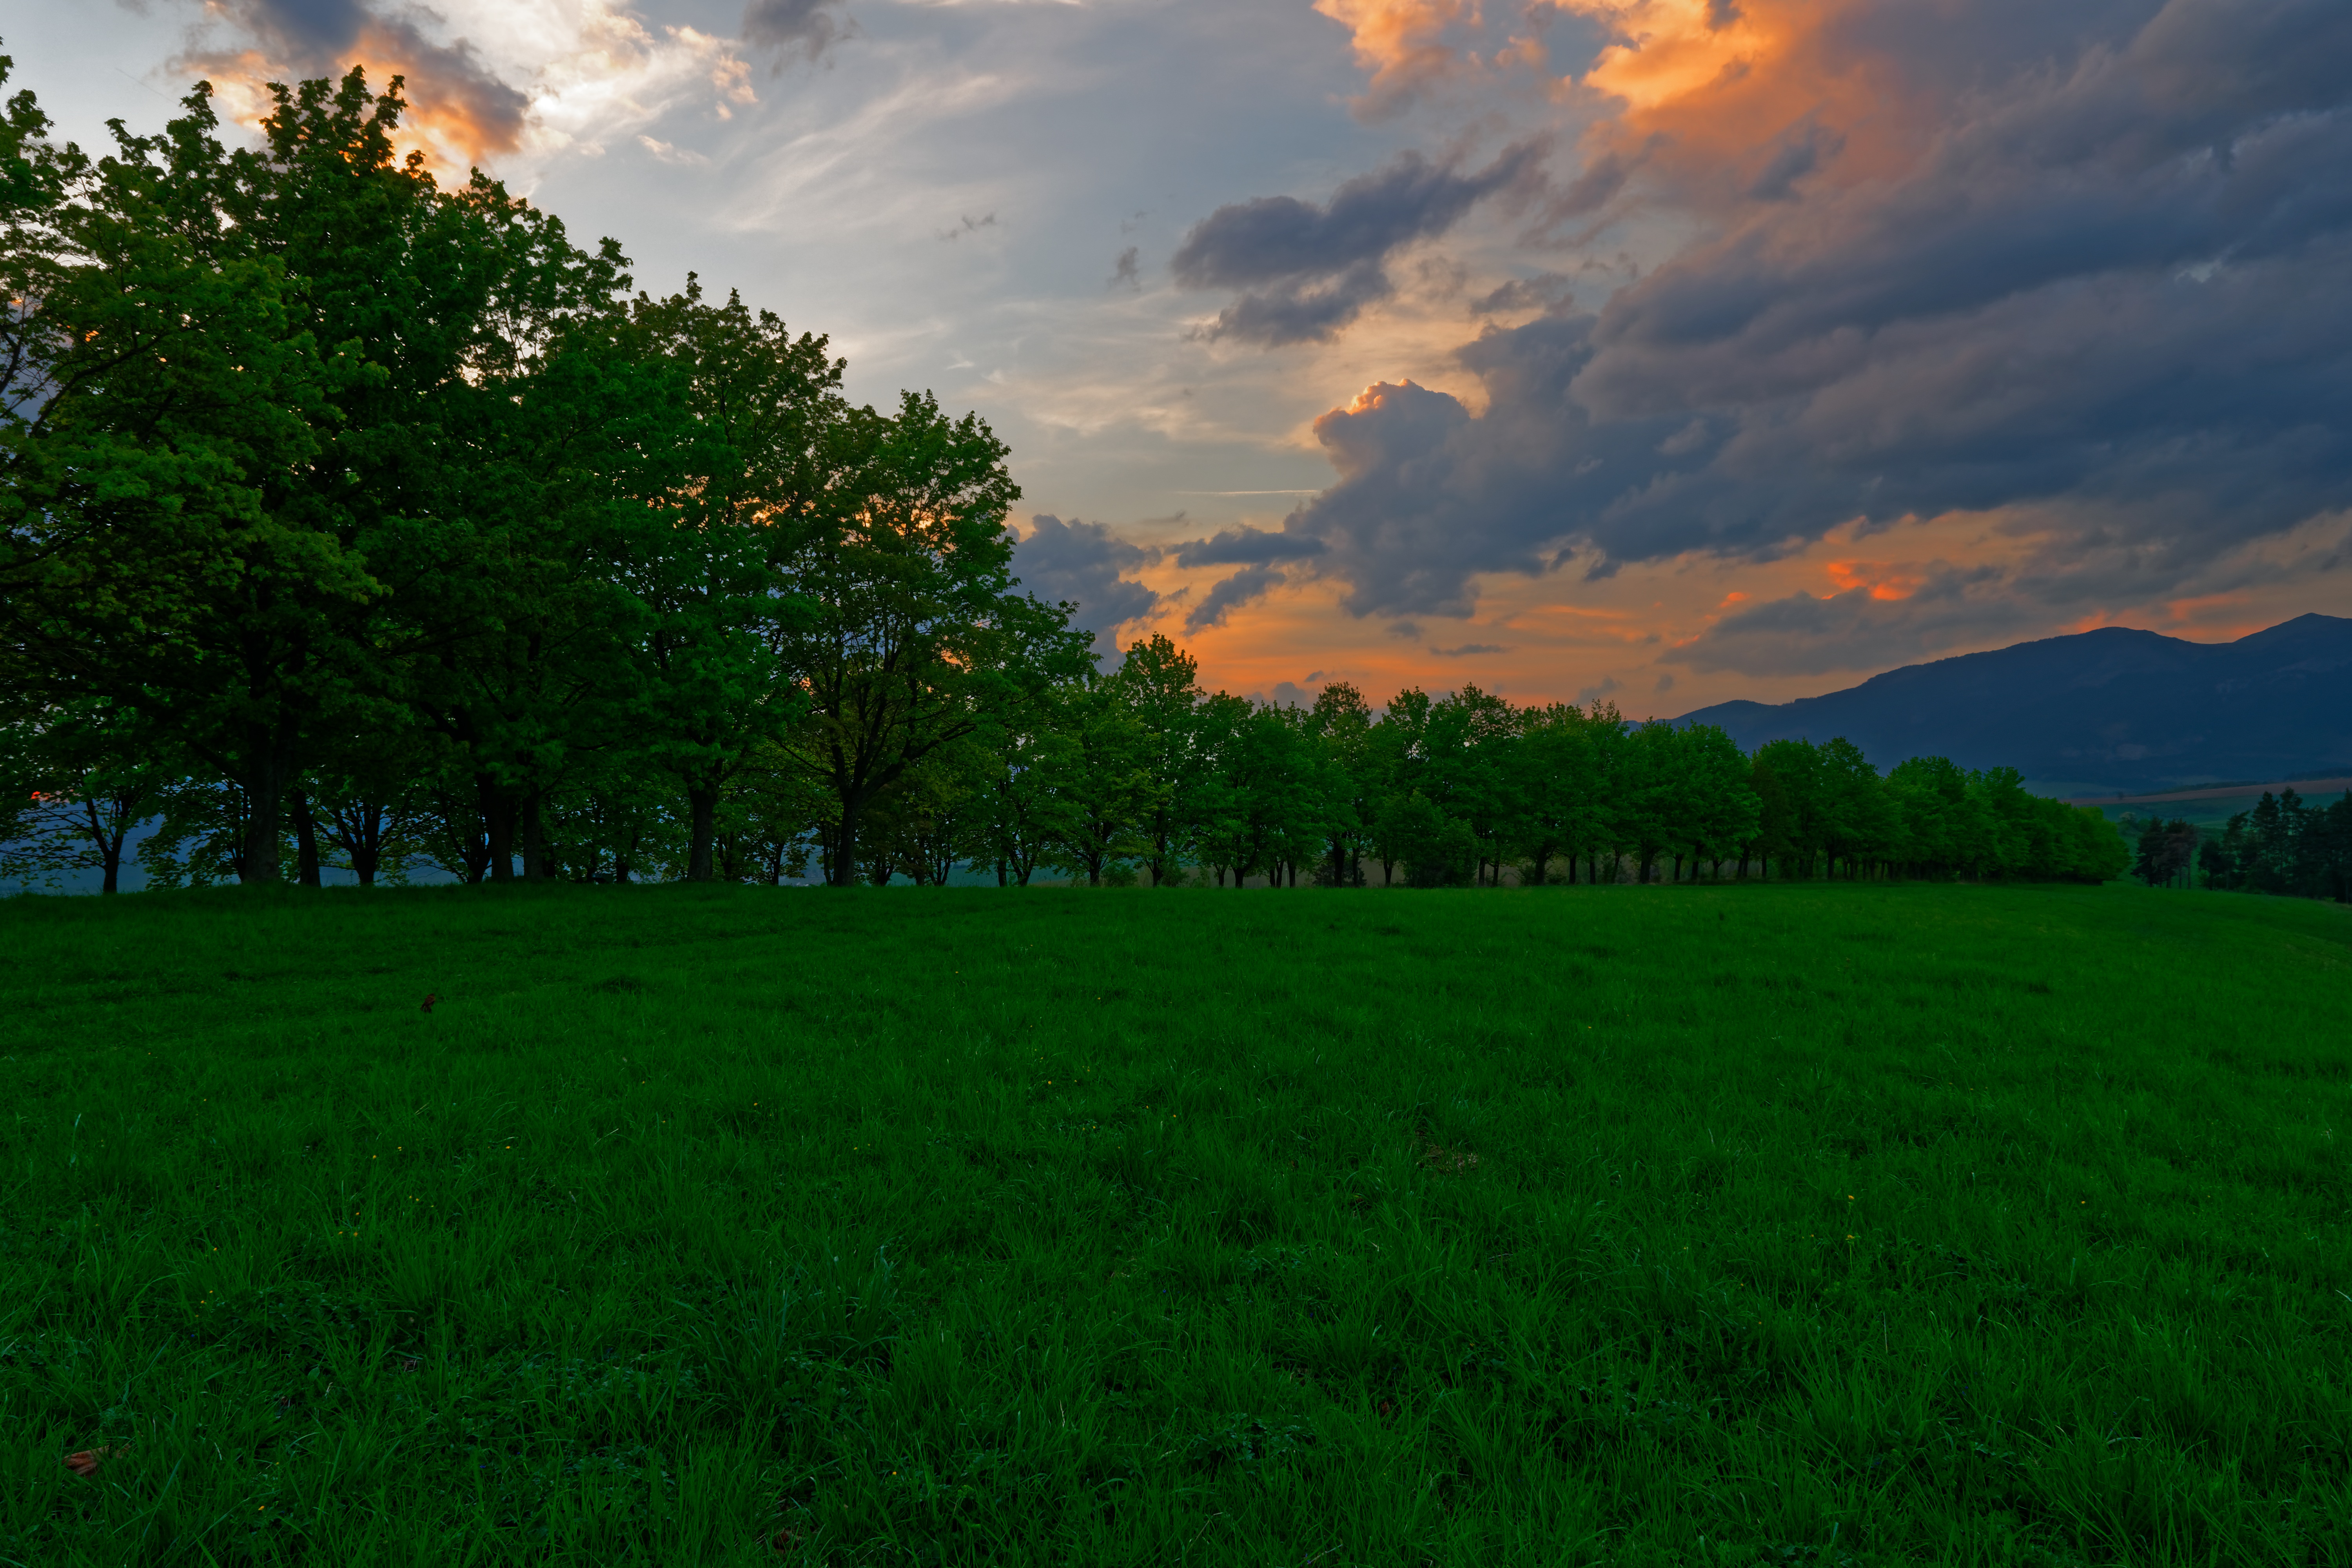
15, 0, 2352, 714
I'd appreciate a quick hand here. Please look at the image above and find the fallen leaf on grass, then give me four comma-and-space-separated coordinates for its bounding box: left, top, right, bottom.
420, 993, 439, 1014
64, 1447, 116, 1478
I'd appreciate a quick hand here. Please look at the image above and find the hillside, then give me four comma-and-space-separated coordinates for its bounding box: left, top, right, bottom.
1672, 613, 2352, 792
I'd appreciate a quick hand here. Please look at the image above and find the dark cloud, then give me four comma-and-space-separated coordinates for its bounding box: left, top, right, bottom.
1174, 143, 1542, 346
1546, 148, 1639, 224
1172, 525, 1325, 569
743, 0, 852, 62
186, 0, 528, 158
1745, 121, 1841, 202
1190, 262, 1394, 347
1013, 516, 1160, 652
1184, 566, 1282, 632
937, 212, 997, 242
1279, 0, 2352, 619
1469, 272, 1573, 317
1268, 680, 1318, 708
1430, 643, 1506, 657
1109, 245, 1140, 291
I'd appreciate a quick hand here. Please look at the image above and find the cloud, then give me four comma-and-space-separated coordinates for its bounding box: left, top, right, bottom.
1014, 515, 1161, 650
1109, 245, 1140, 291
1430, 642, 1505, 656
937, 212, 998, 241
1273, 0, 2352, 623
1660, 573, 2038, 677
742, 0, 851, 64
1469, 272, 1573, 316
1185, 566, 1284, 632
637, 134, 707, 167
183, 0, 529, 169
1311, 0, 1524, 120
1172, 526, 1326, 569
1173, 143, 1541, 345
173, 0, 759, 181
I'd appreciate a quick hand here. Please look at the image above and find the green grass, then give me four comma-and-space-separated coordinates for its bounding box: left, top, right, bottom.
2, 882, 2348, 1567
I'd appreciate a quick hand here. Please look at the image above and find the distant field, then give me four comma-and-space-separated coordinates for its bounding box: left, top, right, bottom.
2076, 777, 2352, 837
2, 883, 2347, 1566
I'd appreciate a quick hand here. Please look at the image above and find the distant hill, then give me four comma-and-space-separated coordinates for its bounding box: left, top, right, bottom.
1668, 614, 2352, 794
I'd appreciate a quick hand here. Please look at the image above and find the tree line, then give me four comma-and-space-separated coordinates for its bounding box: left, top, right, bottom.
1, 58, 2128, 895
2124, 791, 2352, 903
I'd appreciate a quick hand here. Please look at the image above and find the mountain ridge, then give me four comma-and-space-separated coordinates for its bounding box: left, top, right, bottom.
1667, 613, 2352, 793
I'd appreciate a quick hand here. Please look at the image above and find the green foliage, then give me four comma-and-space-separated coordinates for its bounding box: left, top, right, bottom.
1, 882, 2346, 1563
0, 57, 1085, 894
2203, 789, 2352, 900
0, 701, 166, 893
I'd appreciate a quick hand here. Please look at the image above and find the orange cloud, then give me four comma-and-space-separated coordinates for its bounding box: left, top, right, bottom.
193, 33, 526, 186
1313, 0, 1930, 201
2160, 593, 2269, 642
183, 3, 757, 188
356, 30, 525, 174
1823, 559, 1920, 601
1557, 0, 1927, 196
1312, 0, 1486, 116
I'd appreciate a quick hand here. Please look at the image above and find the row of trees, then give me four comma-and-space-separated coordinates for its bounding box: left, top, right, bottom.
0, 54, 2126, 895
4, 625, 2129, 892
2198, 791, 2352, 902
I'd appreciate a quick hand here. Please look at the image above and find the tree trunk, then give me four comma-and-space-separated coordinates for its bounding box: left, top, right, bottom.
478, 775, 516, 883
519, 792, 549, 881
92, 800, 129, 894
240, 741, 288, 884
687, 784, 718, 882
829, 800, 862, 887
289, 788, 321, 887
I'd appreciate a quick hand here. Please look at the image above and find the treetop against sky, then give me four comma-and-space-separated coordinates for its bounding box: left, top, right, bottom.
12, 0, 2352, 710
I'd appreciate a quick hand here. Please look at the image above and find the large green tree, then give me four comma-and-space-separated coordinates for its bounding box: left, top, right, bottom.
620, 279, 840, 880
778, 392, 1087, 884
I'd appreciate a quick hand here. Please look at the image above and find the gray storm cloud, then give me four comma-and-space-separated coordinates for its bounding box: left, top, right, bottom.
1185, 565, 1283, 633
1013, 515, 1160, 653
1271, 0, 2352, 625
1172, 143, 1542, 346
743, 0, 853, 62
1172, 526, 1327, 569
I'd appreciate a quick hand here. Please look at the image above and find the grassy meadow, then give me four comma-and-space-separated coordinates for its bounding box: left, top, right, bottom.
1, 880, 2347, 1566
